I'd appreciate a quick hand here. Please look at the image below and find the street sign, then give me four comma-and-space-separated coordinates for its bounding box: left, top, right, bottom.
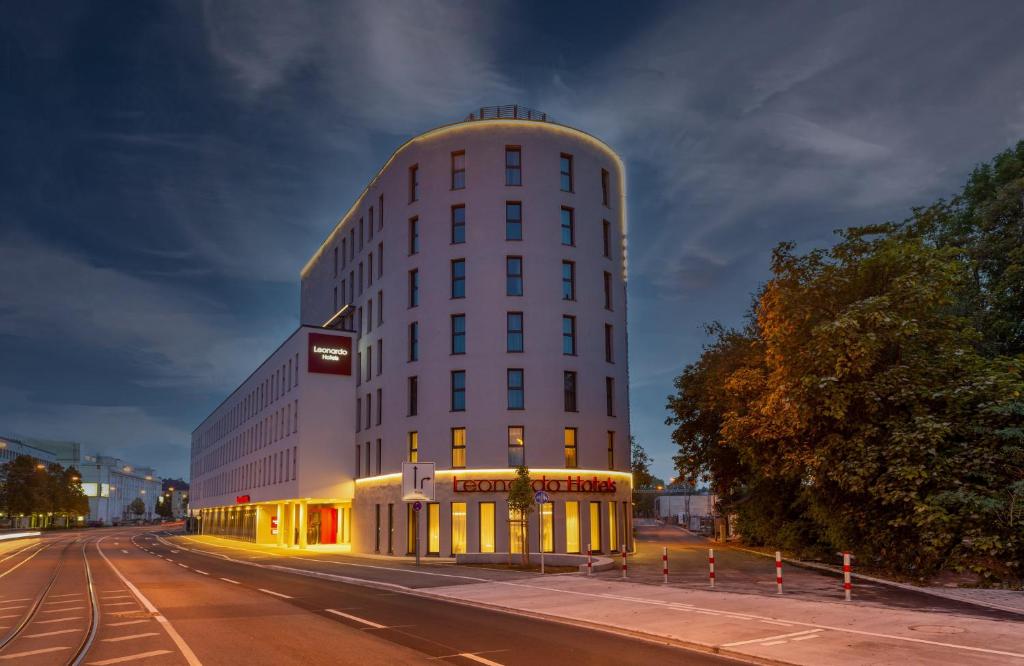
412, 501, 423, 512
402, 461, 436, 502
534, 490, 550, 504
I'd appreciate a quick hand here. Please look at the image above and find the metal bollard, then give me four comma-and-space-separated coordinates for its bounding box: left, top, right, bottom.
662, 546, 668, 584
775, 551, 783, 594
709, 548, 715, 587
621, 545, 627, 579
843, 552, 852, 601
587, 545, 593, 576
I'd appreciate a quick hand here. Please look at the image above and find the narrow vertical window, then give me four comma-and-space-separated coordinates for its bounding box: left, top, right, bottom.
507, 426, 524, 467
378, 194, 384, 229
377, 289, 383, 325
408, 376, 418, 416
562, 261, 575, 300
451, 151, 465, 190
451, 259, 466, 298
349, 270, 354, 302
507, 369, 524, 410
349, 229, 355, 260
451, 370, 466, 411
408, 322, 419, 362
359, 217, 364, 250
604, 271, 613, 310
333, 286, 338, 312
560, 207, 575, 246
451, 314, 466, 354
376, 437, 381, 473
365, 392, 372, 430
562, 315, 576, 355
590, 502, 601, 552
608, 501, 618, 551
408, 431, 418, 462
408, 217, 419, 255
505, 202, 522, 241
480, 502, 496, 553
606, 377, 615, 416
358, 261, 364, 295
564, 427, 578, 468
451, 205, 466, 244
565, 501, 581, 553
378, 243, 383, 278
367, 299, 373, 333
505, 146, 521, 186
368, 253, 374, 287
427, 503, 439, 554
356, 443, 361, 476
601, 168, 610, 206
451, 427, 466, 468
342, 238, 347, 267
506, 256, 523, 296
506, 312, 524, 352
602, 220, 611, 258
560, 153, 573, 192
375, 388, 382, 426
409, 269, 419, 307
333, 246, 338, 278
376, 338, 382, 375
540, 503, 554, 552
605, 323, 614, 362
564, 371, 578, 412
368, 206, 374, 240
409, 164, 419, 202
451, 502, 467, 555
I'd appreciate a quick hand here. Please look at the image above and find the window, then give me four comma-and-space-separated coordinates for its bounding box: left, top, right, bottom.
562, 261, 575, 300
451, 151, 465, 190
451, 370, 466, 411
368, 254, 373, 287
408, 322, 419, 361
359, 217, 364, 250
509, 507, 525, 554
564, 371, 578, 412
333, 286, 338, 311
378, 194, 384, 229
507, 426, 524, 467
479, 502, 495, 553
607, 431, 615, 469
378, 289, 383, 325
408, 431, 418, 462
606, 377, 615, 416
406, 504, 416, 555
562, 315, 576, 355
342, 238, 348, 267
349, 229, 355, 260
507, 369, 524, 410
560, 207, 575, 246
376, 437, 382, 473
376, 388, 382, 426
377, 337, 383, 375
451, 502, 467, 555
378, 243, 383, 278
409, 164, 419, 202
427, 502, 439, 554
356, 443, 361, 476
367, 299, 373, 334
505, 147, 521, 186
349, 270, 354, 302
451, 427, 466, 468
604, 271, 613, 310
365, 344, 372, 381
605, 324, 614, 362
590, 502, 602, 552
368, 207, 374, 240
359, 262, 364, 295
401, 374, 417, 417
506, 256, 523, 296
356, 397, 361, 433
451, 205, 466, 244
565, 501, 581, 553
408, 217, 419, 254
505, 202, 522, 240
603, 220, 611, 258
409, 269, 419, 307
365, 392, 372, 430
560, 153, 573, 192
451, 314, 466, 354
506, 312, 524, 352
333, 246, 338, 278
540, 503, 554, 553
601, 168, 610, 206
451, 259, 466, 298
608, 501, 618, 552
564, 427, 578, 468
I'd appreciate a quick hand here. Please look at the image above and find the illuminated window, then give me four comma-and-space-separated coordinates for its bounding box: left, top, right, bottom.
505, 147, 521, 186
589, 502, 601, 552
506, 256, 523, 296
560, 207, 574, 246
507, 426, 524, 467
451, 427, 466, 468
564, 427, 578, 468
507, 369, 524, 410
451, 259, 466, 298
408, 431, 418, 462
509, 507, 525, 554
451, 371, 466, 411
540, 503, 554, 553
505, 202, 522, 240
479, 502, 495, 553
451, 151, 465, 190
451, 314, 466, 354
565, 501, 580, 553
562, 315, 576, 355
427, 503, 439, 554
608, 501, 618, 552
451, 502, 467, 554
406, 504, 416, 555
506, 312, 524, 352
560, 153, 573, 192
451, 205, 466, 244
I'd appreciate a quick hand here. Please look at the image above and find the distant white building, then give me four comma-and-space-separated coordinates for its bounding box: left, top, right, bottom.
655, 492, 717, 530
78, 455, 163, 524
0, 436, 58, 469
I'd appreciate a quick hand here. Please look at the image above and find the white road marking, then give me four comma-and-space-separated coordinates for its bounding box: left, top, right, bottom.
170, 550, 179, 554
193, 570, 209, 576
721, 629, 822, 647
46, 600, 80, 605
87, 650, 172, 665
49, 593, 82, 598
791, 634, 821, 642
0, 598, 31, 602
219, 578, 239, 585
325, 609, 386, 629
177, 564, 189, 569
0, 615, 20, 620
258, 588, 293, 599
459, 653, 504, 666
36, 617, 82, 624
121, 550, 129, 554
759, 620, 794, 627
42, 607, 85, 612
101, 632, 160, 642
107, 620, 151, 627
762, 640, 788, 646
0, 646, 71, 659
102, 593, 132, 598
0, 606, 26, 611
0, 546, 46, 579
25, 628, 81, 638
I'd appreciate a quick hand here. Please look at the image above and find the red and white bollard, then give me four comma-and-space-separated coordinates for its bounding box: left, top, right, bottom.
621, 545, 627, 579
775, 551, 783, 594
708, 548, 715, 587
587, 545, 593, 576
662, 547, 668, 584
843, 552, 852, 601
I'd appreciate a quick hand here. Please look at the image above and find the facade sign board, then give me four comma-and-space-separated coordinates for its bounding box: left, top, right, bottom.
307, 333, 352, 375
402, 461, 436, 502
452, 475, 619, 493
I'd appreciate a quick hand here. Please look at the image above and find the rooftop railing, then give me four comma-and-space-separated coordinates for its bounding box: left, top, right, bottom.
465, 105, 551, 122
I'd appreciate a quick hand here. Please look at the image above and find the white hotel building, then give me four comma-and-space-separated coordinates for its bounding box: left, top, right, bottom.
190, 106, 632, 556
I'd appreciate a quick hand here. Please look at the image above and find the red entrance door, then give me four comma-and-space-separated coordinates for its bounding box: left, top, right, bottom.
319, 508, 338, 544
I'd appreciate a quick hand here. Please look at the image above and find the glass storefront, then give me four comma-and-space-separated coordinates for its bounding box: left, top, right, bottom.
427, 502, 440, 554
451, 502, 467, 554
565, 501, 580, 553
479, 502, 495, 552
608, 500, 618, 552
589, 501, 601, 552
540, 503, 554, 552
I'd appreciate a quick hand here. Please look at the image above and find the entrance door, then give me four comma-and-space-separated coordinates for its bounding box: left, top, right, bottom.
320, 508, 338, 544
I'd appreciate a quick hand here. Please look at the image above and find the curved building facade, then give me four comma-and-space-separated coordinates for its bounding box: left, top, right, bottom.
191, 107, 631, 557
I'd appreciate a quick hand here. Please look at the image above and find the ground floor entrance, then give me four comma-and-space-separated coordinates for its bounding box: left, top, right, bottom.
195, 500, 351, 550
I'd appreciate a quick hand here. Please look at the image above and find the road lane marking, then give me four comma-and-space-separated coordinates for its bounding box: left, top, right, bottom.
193, 570, 209, 576
0, 606, 26, 611
721, 629, 822, 648
25, 628, 81, 638
42, 607, 85, 612
258, 589, 293, 599
46, 600, 81, 605
49, 593, 82, 598
219, 578, 239, 584
325, 609, 386, 628
36, 617, 83, 624
0, 545, 47, 579
0, 598, 31, 602
94, 539, 202, 666
759, 620, 794, 627
762, 640, 788, 646
107, 620, 150, 627
102, 594, 132, 598
101, 632, 160, 642
87, 650, 173, 665
0, 646, 71, 659
459, 654, 505, 666
121, 550, 129, 554
177, 564, 189, 569
170, 550, 179, 554
0, 615, 20, 619
791, 634, 821, 642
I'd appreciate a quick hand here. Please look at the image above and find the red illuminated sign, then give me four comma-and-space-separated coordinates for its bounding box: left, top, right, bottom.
308, 333, 352, 375
235, 495, 250, 504
453, 475, 618, 494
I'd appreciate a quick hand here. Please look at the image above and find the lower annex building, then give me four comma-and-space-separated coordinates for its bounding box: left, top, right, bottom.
190, 106, 633, 556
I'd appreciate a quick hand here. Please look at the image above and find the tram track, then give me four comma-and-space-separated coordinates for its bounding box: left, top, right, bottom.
0, 538, 80, 653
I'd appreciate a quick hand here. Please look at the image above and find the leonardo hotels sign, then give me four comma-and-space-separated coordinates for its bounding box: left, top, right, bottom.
307, 333, 352, 375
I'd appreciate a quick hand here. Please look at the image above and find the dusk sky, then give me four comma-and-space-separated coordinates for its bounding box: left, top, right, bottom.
2, 1, 1023, 482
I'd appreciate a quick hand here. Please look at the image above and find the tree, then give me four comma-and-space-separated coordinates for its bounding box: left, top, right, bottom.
128, 497, 146, 519
631, 438, 657, 517
507, 465, 533, 566
0, 455, 46, 527
155, 494, 173, 519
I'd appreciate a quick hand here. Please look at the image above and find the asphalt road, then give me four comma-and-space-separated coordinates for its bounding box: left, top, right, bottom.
1, 529, 735, 665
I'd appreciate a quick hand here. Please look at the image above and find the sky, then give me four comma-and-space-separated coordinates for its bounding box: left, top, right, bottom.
1, 1, 1023, 482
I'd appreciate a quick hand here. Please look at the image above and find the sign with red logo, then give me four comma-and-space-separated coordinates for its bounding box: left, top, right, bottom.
308, 333, 352, 375
270, 515, 278, 535
452, 475, 618, 494
236, 495, 250, 504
